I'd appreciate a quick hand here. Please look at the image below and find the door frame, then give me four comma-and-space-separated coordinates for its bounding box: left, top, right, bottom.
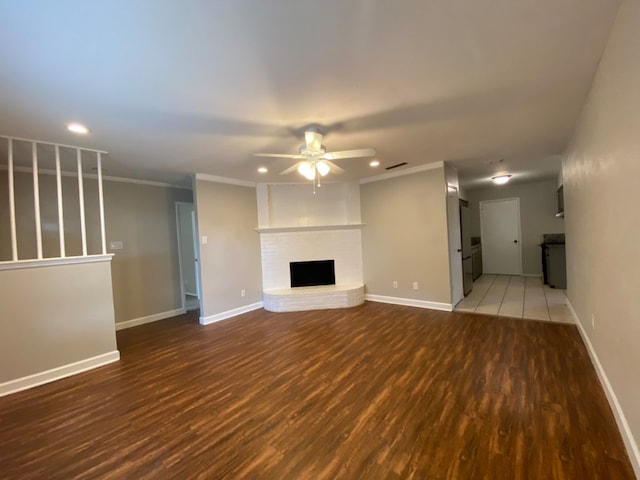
175, 201, 200, 312
446, 185, 464, 306
479, 197, 522, 275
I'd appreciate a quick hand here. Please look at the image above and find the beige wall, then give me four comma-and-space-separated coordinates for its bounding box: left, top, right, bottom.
0, 171, 193, 324
564, 0, 639, 472
360, 166, 451, 305
195, 180, 262, 318
105, 181, 193, 323
0, 259, 117, 385
467, 178, 564, 275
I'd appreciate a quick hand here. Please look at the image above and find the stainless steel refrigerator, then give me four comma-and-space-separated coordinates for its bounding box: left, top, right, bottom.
460, 204, 473, 296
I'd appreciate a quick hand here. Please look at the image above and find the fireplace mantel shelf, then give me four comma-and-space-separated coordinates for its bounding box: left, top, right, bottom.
255, 223, 365, 233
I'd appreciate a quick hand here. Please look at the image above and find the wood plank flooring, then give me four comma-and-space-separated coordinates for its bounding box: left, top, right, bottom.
456, 274, 574, 323
0, 303, 634, 479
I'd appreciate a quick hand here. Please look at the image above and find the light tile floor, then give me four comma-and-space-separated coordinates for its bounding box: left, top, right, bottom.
455, 274, 573, 323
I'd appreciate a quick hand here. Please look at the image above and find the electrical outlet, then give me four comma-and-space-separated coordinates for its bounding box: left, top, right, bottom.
241, 289, 246, 297
413, 281, 419, 290
109, 241, 123, 250
393, 281, 398, 289
591, 313, 595, 330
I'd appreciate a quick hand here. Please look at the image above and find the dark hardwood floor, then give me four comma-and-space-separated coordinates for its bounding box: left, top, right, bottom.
0, 303, 635, 479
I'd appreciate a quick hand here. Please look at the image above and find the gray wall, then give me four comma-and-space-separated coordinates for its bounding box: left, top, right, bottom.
564, 0, 640, 472
466, 178, 564, 275
360, 166, 452, 305
105, 181, 193, 323
0, 259, 117, 385
195, 180, 262, 318
0, 171, 193, 324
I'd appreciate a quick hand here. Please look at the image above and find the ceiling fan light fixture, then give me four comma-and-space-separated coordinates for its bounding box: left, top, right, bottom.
492, 175, 512, 185
298, 161, 315, 180
316, 160, 330, 176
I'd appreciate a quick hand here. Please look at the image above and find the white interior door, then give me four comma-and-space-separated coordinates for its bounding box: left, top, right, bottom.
480, 198, 522, 275
446, 186, 464, 306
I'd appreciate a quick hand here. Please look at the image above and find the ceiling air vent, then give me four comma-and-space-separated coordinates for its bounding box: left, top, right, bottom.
385, 162, 408, 170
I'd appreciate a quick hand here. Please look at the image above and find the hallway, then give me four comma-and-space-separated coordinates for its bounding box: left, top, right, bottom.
455, 275, 573, 323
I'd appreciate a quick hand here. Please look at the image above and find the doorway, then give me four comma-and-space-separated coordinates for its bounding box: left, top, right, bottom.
480, 198, 522, 275
446, 186, 464, 306
176, 202, 200, 311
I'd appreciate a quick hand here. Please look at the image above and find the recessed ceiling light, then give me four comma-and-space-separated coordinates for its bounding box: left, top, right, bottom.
257, 167, 268, 173
492, 175, 512, 185
66, 122, 90, 134
369, 160, 380, 167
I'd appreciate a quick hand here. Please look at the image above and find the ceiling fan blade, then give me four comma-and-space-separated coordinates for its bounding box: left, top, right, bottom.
323, 148, 376, 160
305, 130, 323, 151
322, 160, 345, 174
279, 162, 304, 175
253, 153, 304, 159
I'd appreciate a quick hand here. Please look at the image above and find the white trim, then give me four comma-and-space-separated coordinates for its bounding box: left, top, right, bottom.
8, 138, 17, 261
97, 152, 107, 255
365, 294, 453, 312
195, 173, 256, 188
77, 149, 87, 256
200, 302, 264, 325
101, 175, 192, 190
359, 161, 444, 184
255, 223, 365, 233
567, 300, 640, 477
0, 134, 108, 154
0, 165, 192, 190
0, 254, 113, 271
522, 273, 543, 277
55, 145, 66, 257
115, 308, 186, 331
0, 350, 120, 397
32, 142, 43, 259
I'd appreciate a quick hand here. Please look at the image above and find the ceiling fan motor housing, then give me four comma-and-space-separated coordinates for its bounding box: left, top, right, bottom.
299, 144, 326, 156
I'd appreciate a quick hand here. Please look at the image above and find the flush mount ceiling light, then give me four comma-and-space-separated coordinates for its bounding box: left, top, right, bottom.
492, 175, 512, 185
257, 167, 268, 173
66, 122, 90, 134
369, 160, 380, 167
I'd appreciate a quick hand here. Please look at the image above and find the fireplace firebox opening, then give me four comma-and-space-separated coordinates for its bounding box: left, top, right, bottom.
290, 260, 335, 288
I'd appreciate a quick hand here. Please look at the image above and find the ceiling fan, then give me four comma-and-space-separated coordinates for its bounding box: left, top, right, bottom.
253, 129, 376, 187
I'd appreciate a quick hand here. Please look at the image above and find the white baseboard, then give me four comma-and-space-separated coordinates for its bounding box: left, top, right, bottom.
567, 300, 640, 477
0, 350, 120, 397
115, 308, 186, 331
522, 273, 543, 277
200, 302, 264, 325
365, 294, 453, 312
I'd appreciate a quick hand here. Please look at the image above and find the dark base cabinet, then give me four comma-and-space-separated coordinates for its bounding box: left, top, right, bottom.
541, 244, 566, 289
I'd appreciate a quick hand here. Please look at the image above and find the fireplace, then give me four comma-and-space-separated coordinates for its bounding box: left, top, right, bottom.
290, 260, 335, 288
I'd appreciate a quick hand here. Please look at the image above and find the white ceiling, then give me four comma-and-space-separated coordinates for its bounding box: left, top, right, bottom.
0, 0, 620, 188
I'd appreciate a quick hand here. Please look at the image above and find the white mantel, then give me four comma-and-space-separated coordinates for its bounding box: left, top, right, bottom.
256, 182, 365, 310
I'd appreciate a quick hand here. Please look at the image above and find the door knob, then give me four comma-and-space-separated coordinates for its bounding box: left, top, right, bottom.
513, 240, 518, 243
